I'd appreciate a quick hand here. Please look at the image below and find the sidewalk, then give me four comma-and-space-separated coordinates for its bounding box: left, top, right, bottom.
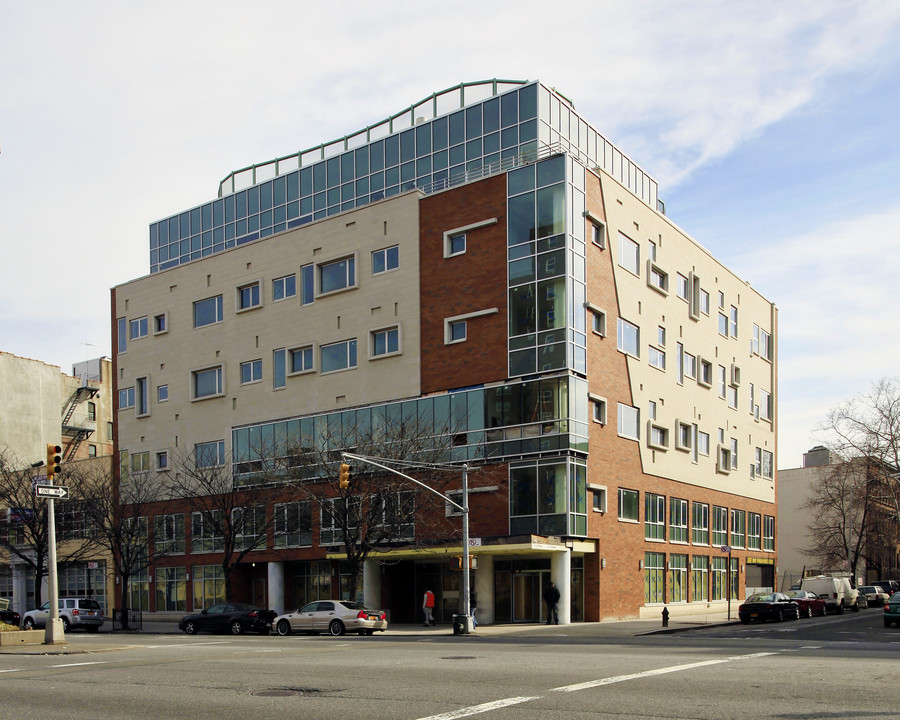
0, 609, 736, 655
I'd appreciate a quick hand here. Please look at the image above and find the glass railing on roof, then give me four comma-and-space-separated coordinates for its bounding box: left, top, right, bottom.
218, 79, 531, 198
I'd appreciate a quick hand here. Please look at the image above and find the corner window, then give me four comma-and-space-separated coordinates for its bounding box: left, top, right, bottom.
372, 245, 399, 274
130, 317, 148, 340
371, 327, 400, 357
289, 346, 314, 374
319, 256, 356, 295
192, 366, 223, 400
320, 339, 357, 374
237, 281, 261, 311
240, 359, 262, 384
193, 295, 223, 328
273, 274, 296, 301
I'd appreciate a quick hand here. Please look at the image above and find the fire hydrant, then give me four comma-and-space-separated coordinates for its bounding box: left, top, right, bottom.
661, 606, 669, 627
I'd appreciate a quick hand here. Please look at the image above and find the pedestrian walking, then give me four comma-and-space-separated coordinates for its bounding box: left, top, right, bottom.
422, 587, 436, 626
470, 586, 478, 628
544, 581, 560, 625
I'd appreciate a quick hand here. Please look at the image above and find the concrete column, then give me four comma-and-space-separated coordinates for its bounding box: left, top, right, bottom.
551, 549, 571, 624
474, 554, 494, 625
11, 563, 28, 615
363, 558, 380, 608
267, 561, 285, 616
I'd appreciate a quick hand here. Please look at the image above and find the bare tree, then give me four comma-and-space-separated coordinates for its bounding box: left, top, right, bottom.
165, 448, 281, 604
65, 458, 172, 629
0, 450, 101, 607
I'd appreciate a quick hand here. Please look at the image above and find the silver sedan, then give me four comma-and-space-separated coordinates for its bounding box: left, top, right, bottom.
273, 600, 388, 636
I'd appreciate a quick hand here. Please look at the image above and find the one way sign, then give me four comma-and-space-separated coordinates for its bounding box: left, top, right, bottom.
35, 484, 69, 499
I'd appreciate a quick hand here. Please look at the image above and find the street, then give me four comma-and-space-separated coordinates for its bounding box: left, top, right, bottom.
2, 612, 899, 720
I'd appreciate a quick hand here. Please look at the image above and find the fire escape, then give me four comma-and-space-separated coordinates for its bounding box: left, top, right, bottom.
61, 385, 99, 461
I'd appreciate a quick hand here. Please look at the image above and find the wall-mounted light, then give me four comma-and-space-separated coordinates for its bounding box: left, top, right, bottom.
601, 558, 606, 569
638, 560, 644, 570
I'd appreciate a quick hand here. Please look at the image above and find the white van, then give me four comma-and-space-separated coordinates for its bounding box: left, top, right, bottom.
799, 576, 859, 613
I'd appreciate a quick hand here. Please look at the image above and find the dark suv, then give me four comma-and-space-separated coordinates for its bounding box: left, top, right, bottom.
21, 597, 104, 632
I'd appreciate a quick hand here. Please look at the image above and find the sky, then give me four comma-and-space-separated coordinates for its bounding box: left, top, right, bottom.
2, 0, 899, 470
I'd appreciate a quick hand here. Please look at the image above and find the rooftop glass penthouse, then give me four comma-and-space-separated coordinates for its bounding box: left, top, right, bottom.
148, 80, 660, 274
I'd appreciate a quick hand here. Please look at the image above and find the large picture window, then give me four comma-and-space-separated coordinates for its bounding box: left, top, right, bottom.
192, 366, 223, 399
319, 257, 355, 294
321, 339, 357, 373
193, 295, 223, 328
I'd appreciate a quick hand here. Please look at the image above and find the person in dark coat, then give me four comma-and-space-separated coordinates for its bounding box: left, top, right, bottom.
544, 581, 560, 625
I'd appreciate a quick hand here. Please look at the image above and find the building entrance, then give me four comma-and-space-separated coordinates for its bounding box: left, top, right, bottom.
494, 558, 553, 623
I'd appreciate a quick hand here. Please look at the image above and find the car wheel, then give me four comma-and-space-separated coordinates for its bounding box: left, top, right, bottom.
276, 620, 292, 637
803, 605, 812, 618
183, 621, 197, 635
853, 601, 860, 612
328, 619, 345, 636
836, 603, 844, 614
792, 606, 800, 620
230, 620, 243, 635
773, 609, 783, 622
22, 617, 35, 630
61, 616, 70, 631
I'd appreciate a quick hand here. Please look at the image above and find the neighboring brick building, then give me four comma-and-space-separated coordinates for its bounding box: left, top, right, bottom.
113, 79, 777, 624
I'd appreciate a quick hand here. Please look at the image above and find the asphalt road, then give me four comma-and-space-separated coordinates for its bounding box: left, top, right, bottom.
2, 611, 899, 720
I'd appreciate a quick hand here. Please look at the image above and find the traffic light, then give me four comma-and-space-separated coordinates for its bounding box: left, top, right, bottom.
338, 462, 351, 489
46, 443, 62, 479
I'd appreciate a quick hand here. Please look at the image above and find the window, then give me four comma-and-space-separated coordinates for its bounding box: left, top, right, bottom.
758, 389, 773, 422
670, 498, 688, 543
712, 506, 728, 546
240, 359, 262, 384
644, 552, 665, 603
588, 306, 607, 336
87, 402, 96, 421
698, 358, 713, 387
117, 317, 127, 354
590, 221, 606, 248
130, 316, 148, 340
718, 291, 725, 309
670, 554, 688, 603
675, 421, 693, 452
718, 313, 729, 336
131, 451, 151, 474
156, 451, 168, 470
648, 346, 665, 371
157, 384, 168, 403
232, 506, 266, 551
755, 448, 774, 479
698, 431, 710, 456
273, 348, 286, 389
136, 377, 149, 416
730, 438, 739, 471
192, 565, 225, 610
747, 512, 761, 550
692, 556, 709, 601
676, 273, 689, 300
717, 445, 732, 474
752, 324, 772, 361
692, 502, 709, 545
300, 264, 314, 305
191, 510, 224, 553
590, 395, 607, 425
371, 327, 400, 357
699, 289, 710, 315
319, 256, 355, 294
88, 444, 97, 457
119, 387, 135, 409
273, 274, 296, 301
618, 488, 639, 522
274, 502, 312, 548
193, 295, 223, 328
763, 515, 775, 551
447, 320, 467, 343
289, 346, 314, 374
684, 353, 696, 380
617, 403, 639, 440
320, 339, 357, 373
372, 245, 399, 274
711, 557, 727, 600
237, 282, 261, 311
648, 400, 657, 420
648, 422, 668, 450
718, 365, 727, 398
730, 306, 738, 338
192, 366, 223, 399
446, 232, 466, 256
154, 514, 185, 555
617, 318, 640, 357
730, 509, 745, 548
195, 440, 225, 469
320, 497, 358, 546
156, 567, 186, 611
727, 385, 738, 410
648, 263, 668, 294
591, 485, 608, 513
645, 493, 665, 540
154, 313, 168, 334
618, 232, 640, 275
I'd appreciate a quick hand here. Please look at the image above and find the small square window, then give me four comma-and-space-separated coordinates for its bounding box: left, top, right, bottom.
590, 395, 607, 425
157, 451, 168, 470
237, 282, 261, 311
130, 317, 148, 340
591, 222, 606, 249
157, 384, 168, 403
589, 307, 607, 336
273, 275, 296, 301
153, 313, 167, 334
447, 320, 467, 344
446, 232, 466, 256
371, 327, 400, 357
372, 246, 399, 274
240, 359, 263, 384
289, 346, 314, 374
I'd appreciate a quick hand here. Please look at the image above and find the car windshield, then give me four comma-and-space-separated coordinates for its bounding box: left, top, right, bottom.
785, 591, 804, 598
80, 599, 102, 610
747, 594, 777, 603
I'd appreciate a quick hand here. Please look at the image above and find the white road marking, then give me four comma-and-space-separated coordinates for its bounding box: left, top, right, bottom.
50, 661, 108, 668
0, 669, 23, 673
415, 696, 541, 720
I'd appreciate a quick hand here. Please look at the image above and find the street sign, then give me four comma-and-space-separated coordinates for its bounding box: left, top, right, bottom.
35, 484, 69, 499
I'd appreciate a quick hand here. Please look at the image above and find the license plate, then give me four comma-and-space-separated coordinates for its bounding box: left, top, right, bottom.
750, 613, 758, 618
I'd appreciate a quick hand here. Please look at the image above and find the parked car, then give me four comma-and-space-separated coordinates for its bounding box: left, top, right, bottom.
874, 580, 900, 597
884, 592, 900, 628
0, 598, 20, 627
784, 590, 826, 617
858, 585, 889, 606
799, 576, 858, 613
179, 602, 275, 635
739, 593, 800, 624
21, 597, 104, 632
273, 600, 388, 636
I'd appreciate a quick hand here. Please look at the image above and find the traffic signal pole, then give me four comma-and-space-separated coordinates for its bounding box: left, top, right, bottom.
341, 453, 473, 633
44, 444, 65, 645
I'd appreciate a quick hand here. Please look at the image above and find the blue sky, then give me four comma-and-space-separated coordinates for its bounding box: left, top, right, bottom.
2, 1, 899, 468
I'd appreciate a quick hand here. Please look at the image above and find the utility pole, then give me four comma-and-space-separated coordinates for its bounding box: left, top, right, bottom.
43, 444, 65, 645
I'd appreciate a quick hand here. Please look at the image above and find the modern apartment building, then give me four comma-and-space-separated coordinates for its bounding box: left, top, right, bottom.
113, 79, 778, 624
0, 353, 114, 615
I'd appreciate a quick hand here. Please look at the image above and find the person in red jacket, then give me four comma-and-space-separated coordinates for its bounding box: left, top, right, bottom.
422, 587, 436, 627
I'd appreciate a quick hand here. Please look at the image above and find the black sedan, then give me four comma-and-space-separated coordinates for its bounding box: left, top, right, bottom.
179, 602, 275, 635
739, 592, 800, 624
0, 598, 19, 627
